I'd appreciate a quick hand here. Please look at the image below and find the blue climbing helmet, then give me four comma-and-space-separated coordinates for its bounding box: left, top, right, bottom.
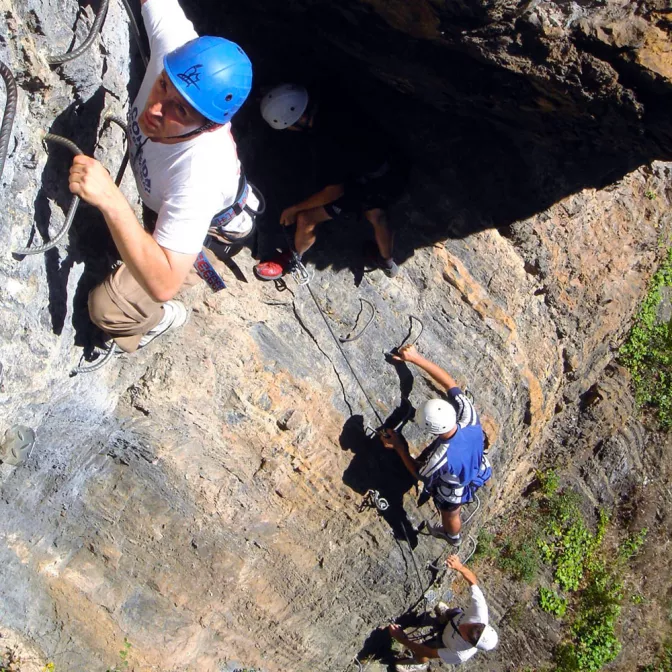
164, 36, 253, 125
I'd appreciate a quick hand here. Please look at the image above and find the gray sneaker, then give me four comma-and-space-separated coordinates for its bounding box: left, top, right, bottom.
138, 300, 188, 348
427, 523, 462, 547
381, 257, 399, 278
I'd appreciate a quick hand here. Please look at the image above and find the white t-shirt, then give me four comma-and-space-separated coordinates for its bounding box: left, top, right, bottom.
128, 0, 254, 255
438, 585, 489, 665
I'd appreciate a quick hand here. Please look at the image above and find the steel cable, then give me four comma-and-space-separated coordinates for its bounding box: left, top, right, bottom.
0, 61, 18, 182
119, 0, 149, 66
13, 134, 83, 256
48, 0, 110, 65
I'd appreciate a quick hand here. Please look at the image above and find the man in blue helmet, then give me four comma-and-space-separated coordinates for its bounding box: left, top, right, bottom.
69, 0, 253, 353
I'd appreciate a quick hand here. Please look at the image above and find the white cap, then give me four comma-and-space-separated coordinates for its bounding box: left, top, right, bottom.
260, 84, 309, 129
476, 624, 498, 651
418, 399, 457, 435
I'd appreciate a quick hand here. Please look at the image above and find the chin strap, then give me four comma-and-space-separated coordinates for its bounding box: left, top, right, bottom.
167, 119, 218, 140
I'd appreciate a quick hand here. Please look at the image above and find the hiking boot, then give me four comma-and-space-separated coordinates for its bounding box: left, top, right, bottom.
394, 659, 429, 672
138, 300, 188, 349
427, 523, 462, 547
253, 250, 296, 281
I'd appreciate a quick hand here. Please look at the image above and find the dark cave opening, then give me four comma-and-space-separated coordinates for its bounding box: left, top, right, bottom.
170, 0, 672, 274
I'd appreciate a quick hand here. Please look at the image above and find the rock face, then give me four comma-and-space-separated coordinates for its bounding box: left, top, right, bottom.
0, 0, 670, 671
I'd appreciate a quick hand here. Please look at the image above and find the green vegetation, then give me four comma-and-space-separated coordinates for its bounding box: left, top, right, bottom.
539, 588, 568, 618
620, 246, 672, 428
499, 539, 542, 583
476, 471, 651, 672
106, 639, 131, 672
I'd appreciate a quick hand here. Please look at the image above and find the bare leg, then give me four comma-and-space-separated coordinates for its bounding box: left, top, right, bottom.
440, 506, 462, 536
293, 206, 332, 257
364, 207, 394, 260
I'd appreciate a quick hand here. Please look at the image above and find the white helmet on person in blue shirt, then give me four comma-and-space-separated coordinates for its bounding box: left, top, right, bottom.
418, 398, 457, 435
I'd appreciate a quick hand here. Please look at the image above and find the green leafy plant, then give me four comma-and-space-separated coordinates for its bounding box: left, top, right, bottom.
106, 638, 131, 672
645, 190, 657, 200
619, 528, 648, 560
539, 587, 568, 617
537, 469, 560, 497
620, 247, 672, 428
498, 539, 541, 583
472, 529, 497, 561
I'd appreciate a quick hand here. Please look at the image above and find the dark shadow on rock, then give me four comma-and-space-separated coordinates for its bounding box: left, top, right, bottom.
20, 89, 118, 347
340, 414, 419, 547
355, 606, 444, 669
183, 0, 672, 279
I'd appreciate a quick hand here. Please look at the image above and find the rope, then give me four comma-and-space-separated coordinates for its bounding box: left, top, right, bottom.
306, 283, 385, 426
13, 134, 83, 256
71, 343, 117, 375
104, 114, 130, 186
48, 0, 110, 65
0, 61, 17, 183
119, 0, 149, 66
339, 298, 376, 343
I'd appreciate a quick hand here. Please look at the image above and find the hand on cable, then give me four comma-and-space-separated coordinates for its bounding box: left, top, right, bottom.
380, 428, 403, 451
446, 554, 463, 571
279, 206, 298, 226
69, 155, 121, 212
388, 624, 407, 643
392, 343, 420, 363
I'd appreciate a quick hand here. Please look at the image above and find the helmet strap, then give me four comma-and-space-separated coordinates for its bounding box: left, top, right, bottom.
167, 119, 218, 140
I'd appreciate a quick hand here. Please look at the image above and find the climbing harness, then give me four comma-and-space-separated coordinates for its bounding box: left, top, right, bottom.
339, 298, 376, 343
0, 425, 36, 466
0, 61, 17, 182
196, 177, 266, 292
358, 489, 389, 513
13, 134, 83, 256
48, 0, 110, 65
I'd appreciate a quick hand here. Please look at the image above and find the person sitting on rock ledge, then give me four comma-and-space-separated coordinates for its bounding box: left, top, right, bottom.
388, 554, 498, 671
380, 344, 492, 547
69, 0, 254, 353
253, 83, 407, 281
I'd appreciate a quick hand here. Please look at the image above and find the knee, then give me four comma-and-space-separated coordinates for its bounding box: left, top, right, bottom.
88, 282, 109, 330
366, 208, 386, 225
296, 211, 317, 232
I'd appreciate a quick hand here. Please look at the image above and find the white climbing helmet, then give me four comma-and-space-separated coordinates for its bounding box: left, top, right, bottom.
260, 84, 309, 129
476, 624, 498, 651
418, 398, 457, 435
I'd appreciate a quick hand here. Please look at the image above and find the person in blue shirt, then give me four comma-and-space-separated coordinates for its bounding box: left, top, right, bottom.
381, 344, 492, 546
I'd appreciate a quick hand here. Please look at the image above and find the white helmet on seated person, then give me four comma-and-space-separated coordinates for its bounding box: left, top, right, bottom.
418, 399, 457, 435
476, 624, 498, 651
261, 84, 309, 129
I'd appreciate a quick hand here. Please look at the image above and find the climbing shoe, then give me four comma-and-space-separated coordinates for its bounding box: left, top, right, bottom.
425, 523, 462, 547
381, 257, 399, 278
253, 250, 296, 281
138, 300, 188, 349
394, 659, 429, 672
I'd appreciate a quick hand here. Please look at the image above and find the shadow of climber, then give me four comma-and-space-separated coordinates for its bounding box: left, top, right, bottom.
17, 89, 118, 346
339, 414, 419, 547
